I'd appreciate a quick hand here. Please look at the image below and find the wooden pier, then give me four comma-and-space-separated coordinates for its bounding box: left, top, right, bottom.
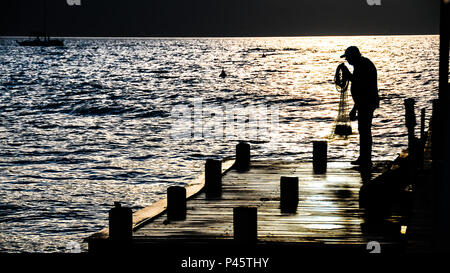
83, 99, 448, 273
84, 4, 448, 265
86, 94, 445, 261
132, 161, 393, 245
87, 151, 407, 257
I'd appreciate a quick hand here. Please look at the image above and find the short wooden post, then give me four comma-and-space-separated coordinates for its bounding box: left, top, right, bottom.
205, 159, 222, 198
313, 141, 327, 174
233, 207, 257, 242
167, 186, 186, 221
280, 177, 299, 213
235, 142, 250, 172
109, 202, 132, 241
404, 98, 416, 169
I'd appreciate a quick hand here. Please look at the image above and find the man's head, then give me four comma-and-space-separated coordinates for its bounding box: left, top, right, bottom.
341, 46, 361, 65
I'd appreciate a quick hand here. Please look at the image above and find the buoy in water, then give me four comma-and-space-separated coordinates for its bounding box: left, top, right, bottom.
219, 69, 227, 78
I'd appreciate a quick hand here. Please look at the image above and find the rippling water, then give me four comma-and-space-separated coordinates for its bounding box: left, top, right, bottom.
0, 36, 440, 252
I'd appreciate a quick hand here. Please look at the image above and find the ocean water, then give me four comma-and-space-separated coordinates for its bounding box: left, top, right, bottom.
0, 36, 440, 252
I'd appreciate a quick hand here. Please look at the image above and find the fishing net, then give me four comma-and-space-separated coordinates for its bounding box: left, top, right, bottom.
333, 65, 352, 136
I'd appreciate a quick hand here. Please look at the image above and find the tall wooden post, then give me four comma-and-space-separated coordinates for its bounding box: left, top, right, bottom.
404, 98, 417, 171
431, 99, 442, 163
420, 108, 426, 142
439, 0, 449, 105
435, 0, 449, 253
419, 108, 426, 170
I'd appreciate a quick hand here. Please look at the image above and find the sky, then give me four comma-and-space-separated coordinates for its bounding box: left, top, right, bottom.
0, 0, 440, 37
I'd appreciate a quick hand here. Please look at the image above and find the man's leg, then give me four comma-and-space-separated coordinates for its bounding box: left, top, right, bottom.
358, 110, 374, 166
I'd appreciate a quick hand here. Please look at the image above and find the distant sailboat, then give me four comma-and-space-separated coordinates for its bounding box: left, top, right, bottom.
17, 36, 64, 47
17, 0, 64, 47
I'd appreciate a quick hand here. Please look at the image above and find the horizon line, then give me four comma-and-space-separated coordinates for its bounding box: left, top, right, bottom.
0, 34, 440, 40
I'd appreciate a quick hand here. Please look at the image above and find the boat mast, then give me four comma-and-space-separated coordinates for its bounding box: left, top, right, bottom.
43, 0, 48, 41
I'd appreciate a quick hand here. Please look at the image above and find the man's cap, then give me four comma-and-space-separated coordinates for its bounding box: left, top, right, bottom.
341, 46, 361, 58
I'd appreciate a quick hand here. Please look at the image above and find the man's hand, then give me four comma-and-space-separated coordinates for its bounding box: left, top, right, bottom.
339, 63, 351, 80
349, 107, 357, 121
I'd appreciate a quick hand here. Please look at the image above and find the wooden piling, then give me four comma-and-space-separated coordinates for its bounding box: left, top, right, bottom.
404, 98, 416, 129
404, 98, 416, 169
419, 108, 426, 170
431, 99, 443, 163
431, 99, 446, 162
205, 159, 222, 198
313, 141, 327, 174
280, 176, 299, 213
167, 186, 186, 221
436, 0, 449, 253
420, 108, 426, 141
439, 0, 449, 105
235, 142, 250, 172
108, 202, 132, 241
233, 207, 257, 242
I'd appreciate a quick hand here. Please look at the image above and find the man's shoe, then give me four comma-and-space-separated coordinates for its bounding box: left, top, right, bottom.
351, 158, 361, 165
356, 161, 373, 171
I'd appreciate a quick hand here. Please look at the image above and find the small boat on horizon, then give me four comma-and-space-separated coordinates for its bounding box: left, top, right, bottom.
17, 36, 64, 47
17, 0, 64, 47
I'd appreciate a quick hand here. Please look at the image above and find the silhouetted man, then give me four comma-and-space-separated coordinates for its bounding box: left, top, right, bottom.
339, 46, 379, 169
